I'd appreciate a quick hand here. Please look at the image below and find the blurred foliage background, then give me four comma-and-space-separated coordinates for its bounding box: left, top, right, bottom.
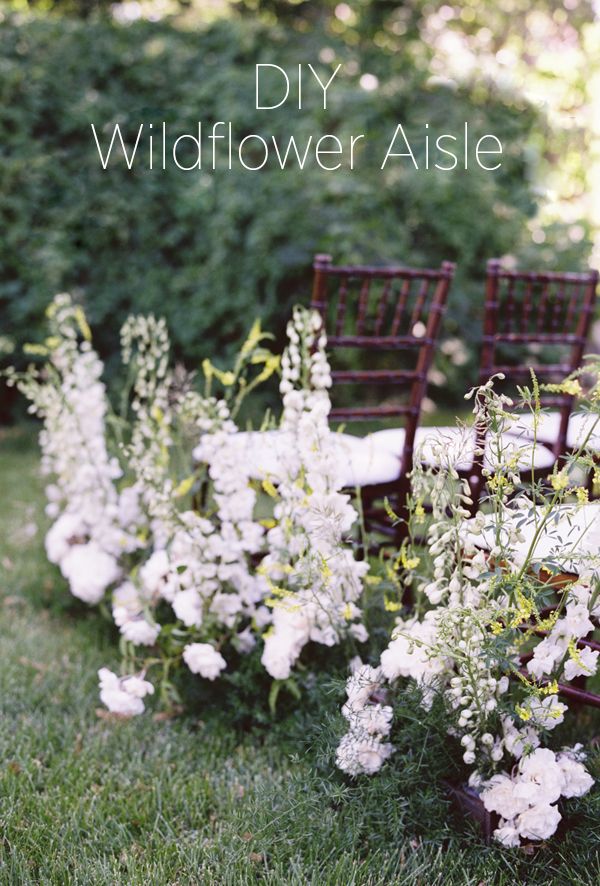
1, 0, 599, 420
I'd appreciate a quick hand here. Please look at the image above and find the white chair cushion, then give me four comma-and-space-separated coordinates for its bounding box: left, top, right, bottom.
506, 411, 600, 451
466, 503, 600, 574
330, 433, 403, 486
202, 425, 556, 490
369, 426, 556, 473
195, 430, 403, 487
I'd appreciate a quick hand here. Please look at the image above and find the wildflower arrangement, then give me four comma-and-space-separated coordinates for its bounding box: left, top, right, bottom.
336, 372, 600, 846
9, 297, 369, 715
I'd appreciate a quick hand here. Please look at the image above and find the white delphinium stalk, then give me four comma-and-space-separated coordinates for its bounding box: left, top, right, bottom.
260, 307, 369, 680
121, 314, 174, 544
8, 295, 143, 603
122, 318, 273, 686
335, 662, 394, 776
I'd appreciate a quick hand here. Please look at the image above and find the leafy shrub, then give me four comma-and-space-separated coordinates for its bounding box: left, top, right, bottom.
0, 12, 591, 419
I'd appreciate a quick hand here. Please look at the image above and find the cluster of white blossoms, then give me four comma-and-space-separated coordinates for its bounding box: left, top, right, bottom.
526, 582, 600, 684
335, 662, 394, 776
14, 297, 374, 717
100, 315, 273, 699
98, 668, 155, 717
478, 746, 593, 846
8, 295, 145, 605
259, 307, 369, 680
336, 375, 599, 846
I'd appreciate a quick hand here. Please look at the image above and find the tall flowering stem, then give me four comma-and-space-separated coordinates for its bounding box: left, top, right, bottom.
260, 307, 369, 681
5, 294, 144, 604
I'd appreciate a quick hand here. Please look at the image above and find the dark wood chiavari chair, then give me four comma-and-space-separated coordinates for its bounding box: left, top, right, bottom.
467, 259, 599, 504
310, 254, 455, 539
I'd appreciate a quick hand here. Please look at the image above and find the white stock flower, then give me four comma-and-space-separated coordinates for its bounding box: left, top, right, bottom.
45, 512, 87, 565
380, 614, 444, 687
60, 542, 120, 604
481, 773, 530, 820
344, 665, 383, 708
335, 731, 394, 776
261, 616, 307, 680
120, 618, 161, 646
139, 549, 172, 599
516, 748, 564, 805
98, 667, 154, 716
515, 803, 562, 841
557, 752, 594, 798
523, 695, 567, 731
493, 821, 521, 847
172, 589, 204, 628
346, 704, 393, 736
482, 745, 593, 846
233, 626, 256, 654
183, 643, 227, 680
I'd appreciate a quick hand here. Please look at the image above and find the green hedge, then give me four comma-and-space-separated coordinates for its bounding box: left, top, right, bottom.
0, 13, 591, 418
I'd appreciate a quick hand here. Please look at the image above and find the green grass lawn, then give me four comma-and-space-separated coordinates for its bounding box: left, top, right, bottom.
1, 426, 600, 885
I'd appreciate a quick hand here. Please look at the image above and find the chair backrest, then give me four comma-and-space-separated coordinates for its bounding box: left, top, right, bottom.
310, 254, 455, 482
480, 258, 599, 458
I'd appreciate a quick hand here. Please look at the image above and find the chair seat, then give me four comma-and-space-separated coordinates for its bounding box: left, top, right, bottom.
369, 426, 556, 474
504, 411, 600, 451
466, 503, 600, 574
195, 425, 556, 489
197, 430, 403, 487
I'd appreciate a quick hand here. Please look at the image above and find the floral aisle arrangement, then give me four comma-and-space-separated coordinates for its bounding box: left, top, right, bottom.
336, 373, 600, 846
8, 297, 369, 715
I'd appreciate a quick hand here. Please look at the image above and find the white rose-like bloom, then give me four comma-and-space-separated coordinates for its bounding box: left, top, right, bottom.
493, 820, 521, 848
139, 549, 171, 598
120, 618, 161, 646
45, 512, 87, 565
60, 542, 120, 604
563, 603, 594, 638
501, 716, 540, 760
112, 581, 161, 647
261, 616, 308, 680
516, 803, 562, 841
335, 731, 394, 776
515, 748, 564, 806
172, 589, 203, 627
210, 592, 243, 628
380, 614, 443, 686
183, 643, 227, 680
556, 752, 594, 798
261, 636, 299, 680
233, 626, 256, 654
98, 667, 154, 716
117, 485, 142, 529
344, 665, 383, 709
346, 704, 393, 737
526, 633, 567, 680
481, 773, 530, 820
349, 622, 369, 643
